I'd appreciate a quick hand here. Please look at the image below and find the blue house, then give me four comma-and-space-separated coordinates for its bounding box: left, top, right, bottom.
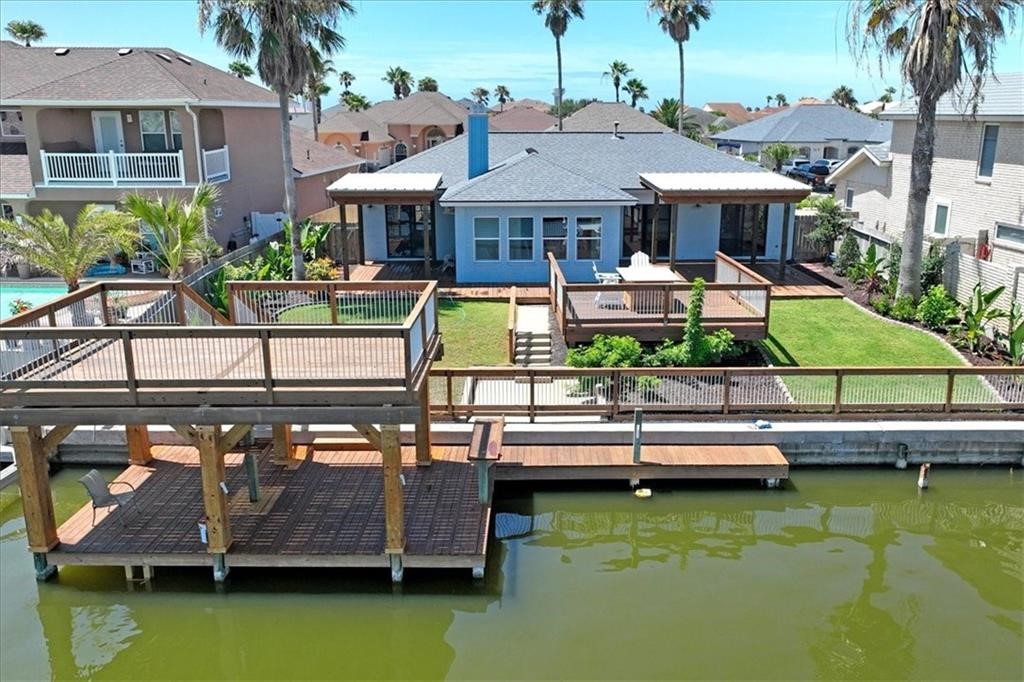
329, 105, 810, 285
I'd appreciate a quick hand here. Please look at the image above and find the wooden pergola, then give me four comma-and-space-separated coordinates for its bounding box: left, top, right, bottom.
639, 172, 811, 275
326, 172, 444, 280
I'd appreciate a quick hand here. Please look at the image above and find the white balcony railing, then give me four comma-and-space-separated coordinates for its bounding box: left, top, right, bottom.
40, 150, 186, 186
202, 145, 231, 183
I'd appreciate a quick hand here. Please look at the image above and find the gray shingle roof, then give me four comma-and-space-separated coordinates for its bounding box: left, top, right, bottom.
881, 72, 1023, 118
290, 131, 364, 176
0, 143, 31, 197
365, 91, 469, 126
561, 102, 672, 133
489, 107, 558, 131
0, 41, 276, 104
382, 131, 764, 191
442, 150, 637, 203
711, 104, 891, 144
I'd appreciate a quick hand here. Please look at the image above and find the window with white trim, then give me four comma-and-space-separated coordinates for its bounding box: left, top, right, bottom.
0, 110, 24, 137
508, 217, 534, 261
473, 217, 500, 261
845, 187, 855, 209
542, 216, 567, 259
932, 202, 950, 236
978, 124, 999, 178
140, 111, 168, 152
995, 223, 1024, 247
576, 216, 602, 260
169, 111, 183, 151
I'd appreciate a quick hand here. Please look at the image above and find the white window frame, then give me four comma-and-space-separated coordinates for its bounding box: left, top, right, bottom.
473, 216, 500, 262
976, 123, 999, 181
931, 200, 951, 236
542, 216, 568, 260
994, 223, 1024, 251
575, 216, 602, 260
139, 110, 168, 152
507, 216, 534, 262
845, 187, 855, 209
0, 109, 25, 138
168, 111, 183, 151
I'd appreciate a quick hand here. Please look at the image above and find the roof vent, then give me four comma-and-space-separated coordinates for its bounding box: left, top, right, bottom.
177, 55, 192, 65
306, 150, 311, 160
53, 47, 69, 56
612, 120, 621, 139
156, 53, 172, 62
118, 48, 132, 56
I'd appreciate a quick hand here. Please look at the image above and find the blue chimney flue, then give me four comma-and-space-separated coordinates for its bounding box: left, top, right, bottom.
467, 103, 489, 179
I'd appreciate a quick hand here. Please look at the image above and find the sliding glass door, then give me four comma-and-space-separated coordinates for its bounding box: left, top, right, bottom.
719, 204, 767, 261
385, 205, 430, 259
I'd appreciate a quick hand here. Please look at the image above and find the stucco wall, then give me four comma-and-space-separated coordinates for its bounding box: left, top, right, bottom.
295, 166, 356, 220
675, 204, 722, 259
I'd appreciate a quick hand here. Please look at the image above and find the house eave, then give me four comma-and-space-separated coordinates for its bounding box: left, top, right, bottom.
4, 98, 279, 109
438, 199, 638, 207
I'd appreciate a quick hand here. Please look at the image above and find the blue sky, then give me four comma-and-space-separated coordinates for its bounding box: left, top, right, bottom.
2, 0, 1022, 108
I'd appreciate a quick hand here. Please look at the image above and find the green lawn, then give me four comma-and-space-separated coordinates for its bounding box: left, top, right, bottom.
761, 299, 980, 405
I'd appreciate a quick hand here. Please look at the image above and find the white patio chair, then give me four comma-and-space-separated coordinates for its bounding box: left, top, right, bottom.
591, 261, 621, 285
630, 251, 651, 269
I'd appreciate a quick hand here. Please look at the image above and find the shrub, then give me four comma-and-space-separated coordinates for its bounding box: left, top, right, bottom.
682, 277, 708, 363
1000, 301, 1024, 366
567, 334, 645, 368
890, 295, 916, 322
834, 232, 861, 277
705, 329, 740, 364
870, 295, 892, 317
7, 297, 32, 316
958, 283, 1007, 354
304, 257, 337, 281
849, 243, 886, 294
920, 242, 945, 290
796, 194, 830, 210
806, 197, 848, 248
915, 285, 959, 330
885, 242, 902, 295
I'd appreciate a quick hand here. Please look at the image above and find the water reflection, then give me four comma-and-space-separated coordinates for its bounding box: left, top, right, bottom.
69, 604, 140, 678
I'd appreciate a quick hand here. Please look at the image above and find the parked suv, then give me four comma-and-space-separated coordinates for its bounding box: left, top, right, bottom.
781, 157, 810, 175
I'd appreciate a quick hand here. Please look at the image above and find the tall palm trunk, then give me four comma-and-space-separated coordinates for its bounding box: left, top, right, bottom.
677, 41, 686, 136
556, 35, 564, 131
312, 98, 320, 142
898, 91, 940, 300
277, 90, 304, 279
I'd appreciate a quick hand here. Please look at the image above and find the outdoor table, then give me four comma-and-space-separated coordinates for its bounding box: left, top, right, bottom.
614, 266, 685, 313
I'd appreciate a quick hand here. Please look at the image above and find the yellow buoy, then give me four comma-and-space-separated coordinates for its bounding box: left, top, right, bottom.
634, 488, 652, 498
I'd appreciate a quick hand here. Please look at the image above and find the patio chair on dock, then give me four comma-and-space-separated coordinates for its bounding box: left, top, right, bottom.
79, 469, 138, 526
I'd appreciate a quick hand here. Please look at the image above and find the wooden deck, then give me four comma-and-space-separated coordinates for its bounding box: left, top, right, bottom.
47, 441, 787, 576
349, 262, 547, 301
675, 262, 842, 299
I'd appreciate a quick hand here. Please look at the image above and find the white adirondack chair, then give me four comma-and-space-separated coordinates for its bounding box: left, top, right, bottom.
629, 251, 652, 269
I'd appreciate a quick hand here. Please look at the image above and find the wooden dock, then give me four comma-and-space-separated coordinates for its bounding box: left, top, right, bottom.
47, 441, 788, 577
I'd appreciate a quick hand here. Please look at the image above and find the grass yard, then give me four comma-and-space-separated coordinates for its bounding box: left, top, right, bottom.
761, 299, 985, 405
435, 299, 509, 368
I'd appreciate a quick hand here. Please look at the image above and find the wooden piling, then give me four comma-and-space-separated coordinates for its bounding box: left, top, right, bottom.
380, 425, 405, 555
415, 388, 432, 466
196, 425, 232, 553
126, 425, 152, 465
272, 424, 292, 464
10, 426, 58, 553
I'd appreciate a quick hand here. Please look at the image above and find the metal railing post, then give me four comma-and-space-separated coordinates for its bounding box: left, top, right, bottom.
632, 408, 643, 463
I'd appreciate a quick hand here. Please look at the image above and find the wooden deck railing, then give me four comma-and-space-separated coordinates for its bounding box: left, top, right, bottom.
428, 366, 1024, 420
507, 286, 518, 364
547, 252, 773, 343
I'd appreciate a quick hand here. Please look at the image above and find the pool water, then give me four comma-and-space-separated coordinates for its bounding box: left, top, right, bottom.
1, 467, 1021, 680
0, 281, 67, 318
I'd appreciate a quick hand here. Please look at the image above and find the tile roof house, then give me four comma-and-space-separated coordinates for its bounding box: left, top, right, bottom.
711, 104, 892, 165
329, 106, 809, 285
829, 72, 1024, 272
0, 40, 351, 244
703, 102, 754, 125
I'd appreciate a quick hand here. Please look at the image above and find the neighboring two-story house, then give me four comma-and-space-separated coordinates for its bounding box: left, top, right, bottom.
829, 73, 1024, 270
0, 41, 358, 245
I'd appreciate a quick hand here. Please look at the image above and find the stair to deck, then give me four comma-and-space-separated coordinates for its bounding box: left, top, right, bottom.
514, 306, 552, 367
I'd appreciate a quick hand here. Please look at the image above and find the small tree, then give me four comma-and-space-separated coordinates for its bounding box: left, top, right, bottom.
761, 142, 798, 172
682, 277, 709, 364
122, 184, 220, 280
834, 232, 861, 277
806, 196, 848, 248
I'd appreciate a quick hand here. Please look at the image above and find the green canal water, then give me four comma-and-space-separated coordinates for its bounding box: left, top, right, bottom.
1, 467, 1021, 680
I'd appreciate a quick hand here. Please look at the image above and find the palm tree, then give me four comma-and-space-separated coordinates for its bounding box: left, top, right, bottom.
0, 205, 137, 292
5, 20, 45, 46
228, 60, 254, 79
765, 94, 773, 107
831, 84, 858, 108
417, 76, 438, 92
651, 97, 680, 130
382, 66, 413, 99
470, 87, 490, 105
775, 93, 787, 106
761, 142, 798, 172
849, 0, 1019, 300
305, 51, 335, 140
624, 77, 649, 108
603, 60, 632, 102
342, 92, 370, 111
494, 85, 512, 111
878, 85, 897, 111
648, 0, 713, 136
122, 184, 221, 280
532, 0, 585, 131
338, 69, 355, 94
199, 0, 354, 281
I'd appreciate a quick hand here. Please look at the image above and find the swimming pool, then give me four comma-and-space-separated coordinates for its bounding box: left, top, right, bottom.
0, 281, 67, 318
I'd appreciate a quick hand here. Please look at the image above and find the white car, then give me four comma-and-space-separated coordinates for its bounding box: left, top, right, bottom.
781, 157, 810, 174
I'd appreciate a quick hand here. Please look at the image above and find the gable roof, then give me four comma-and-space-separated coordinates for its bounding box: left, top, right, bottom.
307, 107, 393, 142
365, 91, 469, 126
703, 102, 754, 124
881, 72, 1023, 119
0, 143, 32, 198
489, 107, 559, 132
711, 104, 891, 144
490, 98, 551, 114
826, 141, 892, 182
290, 130, 364, 176
381, 131, 768, 193
442, 149, 637, 204
561, 101, 673, 133
0, 41, 276, 105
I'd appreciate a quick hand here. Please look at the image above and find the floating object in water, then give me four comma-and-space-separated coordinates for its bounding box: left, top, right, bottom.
754, 419, 772, 430
918, 463, 931, 490
634, 488, 652, 499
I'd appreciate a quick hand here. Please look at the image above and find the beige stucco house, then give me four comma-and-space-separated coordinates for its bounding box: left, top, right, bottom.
829, 73, 1024, 270
0, 41, 358, 245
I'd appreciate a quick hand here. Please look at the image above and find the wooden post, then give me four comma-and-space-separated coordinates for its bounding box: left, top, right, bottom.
11, 426, 59, 556
650, 195, 660, 263
778, 202, 792, 279
196, 425, 232, 557
272, 424, 292, 463
356, 204, 366, 265
415, 387, 432, 466
381, 424, 405, 557
425, 200, 436, 276
668, 203, 679, 270
125, 425, 152, 465
339, 203, 351, 281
